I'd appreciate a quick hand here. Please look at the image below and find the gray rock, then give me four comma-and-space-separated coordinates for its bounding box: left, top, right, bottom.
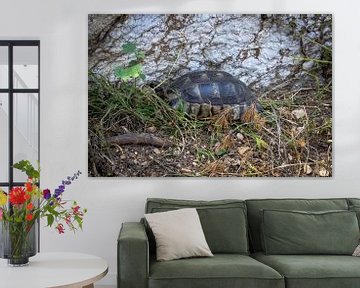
302, 61, 315, 71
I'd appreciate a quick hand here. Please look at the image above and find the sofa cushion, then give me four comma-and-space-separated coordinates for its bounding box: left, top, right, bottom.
246, 198, 349, 252
347, 199, 360, 229
145, 208, 213, 261
261, 209, 359, 255
146, 198, 249, 254
347, 198, 360, 207
252, 252, 360, 288
149, 254, 284, 288
349, 205, 360, 228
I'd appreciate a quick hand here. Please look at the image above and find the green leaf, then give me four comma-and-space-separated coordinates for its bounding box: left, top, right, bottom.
75, 216, 83, 230
128, 64, 142, 77
115, 41, 146, 82
115, 68, 130, 81
122, 42, 136, 54
47, 214, 54, 227
254, 136, 269, 150
114, 67, 127, 79
215, 148, 227, 157
115, 64, 143, 81
129, 60, 139, 66
45, 205, 60, 217
13, 160, 40, 180
136, 51, 145, 60
12, 160, 29, 170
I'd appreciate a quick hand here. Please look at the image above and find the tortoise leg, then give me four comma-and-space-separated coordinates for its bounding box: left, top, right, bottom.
198, 103, 211, 118
211, 105, 221, 115
167, 93, 182, 110
232, 104, 241, 120
190, 103, 201, 116
167, 92, 178, 103
183, 102, 191, 114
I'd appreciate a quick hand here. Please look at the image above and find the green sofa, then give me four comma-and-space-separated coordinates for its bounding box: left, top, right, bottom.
118, 198, 360, 288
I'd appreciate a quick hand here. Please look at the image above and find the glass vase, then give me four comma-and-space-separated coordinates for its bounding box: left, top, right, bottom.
0, 220, 37, 266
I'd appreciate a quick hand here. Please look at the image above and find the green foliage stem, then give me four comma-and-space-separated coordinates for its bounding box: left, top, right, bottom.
115, 42, 145, 82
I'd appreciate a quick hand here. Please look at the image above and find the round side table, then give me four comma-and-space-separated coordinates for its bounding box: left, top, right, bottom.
0, 252, 108, 288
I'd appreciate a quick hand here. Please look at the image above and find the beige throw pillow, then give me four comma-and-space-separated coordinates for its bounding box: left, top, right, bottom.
145, 208, 213, 261
353, 244, 360, 256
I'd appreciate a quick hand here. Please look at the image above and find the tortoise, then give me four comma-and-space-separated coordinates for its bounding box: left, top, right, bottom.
166, 71, 262, 120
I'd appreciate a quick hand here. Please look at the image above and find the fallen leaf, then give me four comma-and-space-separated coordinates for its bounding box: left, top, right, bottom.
297, 139, 307, 148
146, 126, 157, 133
180, 168, 192, 173
237, 146, 251, 156
288, 153, 293, 161
236, 133, 244, 141
304, 164, 312, 175
214, 135, 234, 155
318, 167, 329, 177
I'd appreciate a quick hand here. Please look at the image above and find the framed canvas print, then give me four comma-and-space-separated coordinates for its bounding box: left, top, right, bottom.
88, 14, 332, 177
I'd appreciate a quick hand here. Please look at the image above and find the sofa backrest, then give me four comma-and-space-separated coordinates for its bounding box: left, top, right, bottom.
145, 198, 249, 254
245, 198, 350, 252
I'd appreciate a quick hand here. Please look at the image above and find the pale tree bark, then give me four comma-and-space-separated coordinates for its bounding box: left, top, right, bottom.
88, 14, 332, 91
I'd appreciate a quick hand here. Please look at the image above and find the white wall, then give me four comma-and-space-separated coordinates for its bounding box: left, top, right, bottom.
1, 0, 360, 286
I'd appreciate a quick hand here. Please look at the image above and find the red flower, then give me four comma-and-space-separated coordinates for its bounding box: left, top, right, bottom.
9, 187, 26, 205
56, 223, 65, 234
65, 214, 71, 225
24, 193, 31, 200
26, 214, 33, 221
26, 203, 34, 210
72, 205, 80, 214
25, 182, 33, 192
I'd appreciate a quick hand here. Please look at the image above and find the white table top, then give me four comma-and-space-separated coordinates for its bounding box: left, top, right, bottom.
0, 252, 108, 288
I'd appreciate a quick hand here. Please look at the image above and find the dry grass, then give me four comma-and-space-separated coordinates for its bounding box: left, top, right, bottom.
88, 73, 332, 177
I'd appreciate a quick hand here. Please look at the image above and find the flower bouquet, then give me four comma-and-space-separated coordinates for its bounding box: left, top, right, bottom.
0, 160, 87, 266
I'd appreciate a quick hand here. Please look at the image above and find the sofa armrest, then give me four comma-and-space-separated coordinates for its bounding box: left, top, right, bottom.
118, 222, 149, 288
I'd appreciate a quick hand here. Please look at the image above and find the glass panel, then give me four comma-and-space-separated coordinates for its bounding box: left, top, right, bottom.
0, 186, 8, 193
13, 93, 39, 182
0, 94, 9, 182
0, 186, 8, 255
0, 46, 8, 89
0, 187, 8, 203
13, 46, 38, 89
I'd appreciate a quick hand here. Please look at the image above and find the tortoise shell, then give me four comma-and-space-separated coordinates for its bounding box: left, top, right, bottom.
167, 71, 261, 119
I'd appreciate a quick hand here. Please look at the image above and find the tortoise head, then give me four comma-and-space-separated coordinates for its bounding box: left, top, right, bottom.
161, 84, 180, 108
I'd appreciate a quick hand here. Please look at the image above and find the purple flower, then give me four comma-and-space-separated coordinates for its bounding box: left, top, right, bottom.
54, 189, 63, 199
53, 171, 82, 199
